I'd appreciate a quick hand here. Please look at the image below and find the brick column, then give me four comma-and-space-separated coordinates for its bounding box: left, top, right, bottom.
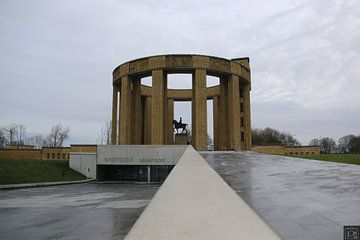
228, 75, 241, 150
192, 69, 207, 150
151, 70, 167, 144
131, 78, 142, 144
117, 90, 121, 145
213, 96, 219, 151
166, 98, 174, 144
119, 75, 131, 144
240, 85, 245, 150
144, 96, 152, 144
218, 76, 228, 150
244, 83, 252, 150
111, 85, 118, 144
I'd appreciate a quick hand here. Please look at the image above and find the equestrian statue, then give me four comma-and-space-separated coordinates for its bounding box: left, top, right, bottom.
173, 117, 188, 134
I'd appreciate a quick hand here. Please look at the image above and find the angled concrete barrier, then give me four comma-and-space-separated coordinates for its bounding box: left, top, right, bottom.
69, 152, 96, 179
125, 146, 281, 240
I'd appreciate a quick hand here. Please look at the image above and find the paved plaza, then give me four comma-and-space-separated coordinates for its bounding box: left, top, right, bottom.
0, 183, 159, 240
201, 152, 360, 240
1, 152, 359, 240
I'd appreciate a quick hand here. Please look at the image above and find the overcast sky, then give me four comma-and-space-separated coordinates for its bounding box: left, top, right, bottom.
0, 0, 359, 145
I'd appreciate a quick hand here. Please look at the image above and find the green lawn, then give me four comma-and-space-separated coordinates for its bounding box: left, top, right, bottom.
0, 159, 86, 185
288, 154, 360, 165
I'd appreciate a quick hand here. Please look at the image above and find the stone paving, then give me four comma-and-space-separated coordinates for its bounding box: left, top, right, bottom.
0, 183, 159, 240
201, 151, 360, 240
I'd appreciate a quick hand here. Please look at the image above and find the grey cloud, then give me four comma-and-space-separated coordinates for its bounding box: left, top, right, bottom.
0, 0, 359, 145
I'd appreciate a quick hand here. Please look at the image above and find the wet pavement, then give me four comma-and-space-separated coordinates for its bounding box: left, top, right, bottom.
0, 183, 159, 240
201, 152, 360, 240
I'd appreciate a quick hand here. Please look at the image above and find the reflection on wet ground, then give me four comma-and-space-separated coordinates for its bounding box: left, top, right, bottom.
0, 183, 159, 240
201, 152, 360, 240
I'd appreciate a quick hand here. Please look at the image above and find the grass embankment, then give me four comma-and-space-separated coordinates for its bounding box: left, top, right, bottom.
289, 154, 360, 165
0, 159, 86, 185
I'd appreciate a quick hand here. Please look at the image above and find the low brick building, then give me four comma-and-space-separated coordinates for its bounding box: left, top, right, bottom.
251, 145, 320, 155
0, 144, 96, 160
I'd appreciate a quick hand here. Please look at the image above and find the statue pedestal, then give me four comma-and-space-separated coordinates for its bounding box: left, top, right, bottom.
174, 134, 188, 145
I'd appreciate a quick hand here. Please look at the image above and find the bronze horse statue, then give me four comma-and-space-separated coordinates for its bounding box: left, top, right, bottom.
173, 119, 188, 134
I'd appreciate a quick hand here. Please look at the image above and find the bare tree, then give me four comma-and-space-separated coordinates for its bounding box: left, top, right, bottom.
251, 127, 300, 146
281, 133, 301, 147
309, 138, 320, 146
0, 129, 7, 148
2, 123, 19, 144
27, 134, 45, 149
319, 137, 337, 154
44, 124, 70, 147
207, 134, 213, 150
97, 121, 112, 145
186, 128, 192, 144
1, 123, 27, 145
349, 136, 360, 154
338, 135, 355, 153
17, 124, 26, 145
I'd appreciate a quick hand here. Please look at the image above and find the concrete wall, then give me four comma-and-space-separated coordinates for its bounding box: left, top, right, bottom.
124, 146, 281, 240
69, 153, 96, 179
97, 145, 187, 166
69, 145, 188, 180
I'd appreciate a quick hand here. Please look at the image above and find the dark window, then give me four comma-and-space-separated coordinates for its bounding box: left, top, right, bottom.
47, 153, 50, 159
97, 165, 147, 181
96, 165, 174, 182
240, 103, 244, 112
63, 153, 66, 159
240, 89, 244, 97
150, 165, 174, 182
52, 153, 55, 159
289, 152, 293, 155
240, 117, 244, 127
57, 153, 60, 159
241, 132, 245, 141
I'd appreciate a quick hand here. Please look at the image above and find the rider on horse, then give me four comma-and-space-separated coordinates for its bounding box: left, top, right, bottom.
173, 117, 187, 134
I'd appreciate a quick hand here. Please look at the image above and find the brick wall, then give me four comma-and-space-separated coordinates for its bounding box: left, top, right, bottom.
252, 145, 320, 155
0, 145, 96, 160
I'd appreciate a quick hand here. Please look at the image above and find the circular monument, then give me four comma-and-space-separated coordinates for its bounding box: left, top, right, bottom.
111, 54, 251, 151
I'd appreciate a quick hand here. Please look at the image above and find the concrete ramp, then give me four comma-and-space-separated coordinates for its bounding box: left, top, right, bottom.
124, 146, 281, 240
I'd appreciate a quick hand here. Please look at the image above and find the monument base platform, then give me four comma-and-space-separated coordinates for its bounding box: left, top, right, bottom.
175, 134, 189, 145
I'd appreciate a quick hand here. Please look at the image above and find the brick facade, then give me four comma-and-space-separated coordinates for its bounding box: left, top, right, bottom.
0, 145, 96, 160
112, 54, 252, 151
252, 146, 320, 155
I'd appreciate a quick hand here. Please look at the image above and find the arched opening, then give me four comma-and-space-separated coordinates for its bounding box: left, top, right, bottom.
141, 76, 152, 87
207, 75, 220, 87
173, 101, 191, 142
168, 74, 192, 145
206, 76, 219, 150
168, 74, 192, 89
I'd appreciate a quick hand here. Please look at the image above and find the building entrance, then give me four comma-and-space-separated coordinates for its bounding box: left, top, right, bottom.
96, 165, 174, 182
